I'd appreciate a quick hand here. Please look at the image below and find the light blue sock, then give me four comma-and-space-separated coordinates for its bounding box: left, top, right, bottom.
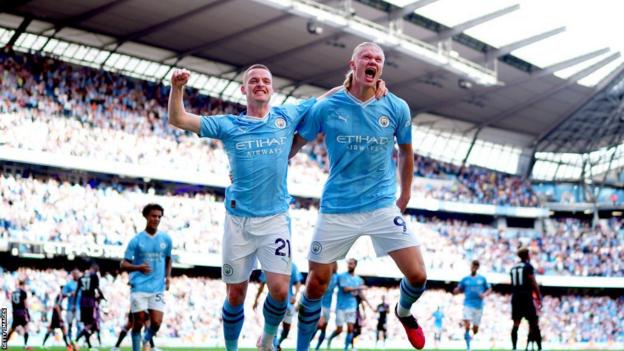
344, 332, 353, 351
296, 294, 322, 351
464, 330, 471, 350
222, 299, 245, 351
399, 278, 426, 312
143, 325, 155, 343
131, 331, 141, 351
263, 294, 288, 335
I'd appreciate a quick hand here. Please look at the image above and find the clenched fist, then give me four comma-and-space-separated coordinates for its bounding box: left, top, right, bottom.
171, 69, 190, 89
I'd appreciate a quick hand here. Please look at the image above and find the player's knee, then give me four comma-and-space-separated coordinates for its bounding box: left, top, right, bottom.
406, 268, 427, 286
306, 276, 329, 299
226, 286, 247, 305
270, 285, 289, 302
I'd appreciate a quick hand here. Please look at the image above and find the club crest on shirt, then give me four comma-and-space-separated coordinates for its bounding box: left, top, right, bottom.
378, 116, 390, 128
160, 242, 166, 250
274, 118, 286, 129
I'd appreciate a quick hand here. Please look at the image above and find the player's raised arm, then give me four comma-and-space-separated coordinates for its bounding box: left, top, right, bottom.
168, 68, 201, 134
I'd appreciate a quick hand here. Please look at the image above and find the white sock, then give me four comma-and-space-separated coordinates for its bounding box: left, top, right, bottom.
397, 304, 412, 317
261, 333, 275, 350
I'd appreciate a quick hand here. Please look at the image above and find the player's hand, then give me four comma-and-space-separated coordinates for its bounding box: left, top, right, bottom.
138, 263, 152, 274
290, 296, 296, 305
165, 276, 171, 291
171, 69, 190, 89
375, 79, 388, 99
396, 194, 410, 212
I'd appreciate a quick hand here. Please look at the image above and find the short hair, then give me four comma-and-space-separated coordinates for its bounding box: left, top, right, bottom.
142, 203, 164, 218
349, 258, 358, 265
242, 64, 271, 83
471, 260, 480, 267
517, 247, 530, 261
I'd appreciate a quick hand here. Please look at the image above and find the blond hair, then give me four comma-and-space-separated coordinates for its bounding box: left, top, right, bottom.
342, 42, 385, 89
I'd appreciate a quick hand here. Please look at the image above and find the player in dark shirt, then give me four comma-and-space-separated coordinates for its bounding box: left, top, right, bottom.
74, 263, 105, 349
350, 290, 373, 351
510, 247, 542, 351
42, 285, 71, 348
7, 280, 31, 350
376, 296, 390, 348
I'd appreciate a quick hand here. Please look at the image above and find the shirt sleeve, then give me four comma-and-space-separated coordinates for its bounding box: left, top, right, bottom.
458, 278, 466, 291
395, 99, 412, 145
281, 98, 317, 125
166, 235, 173, 258
123, 238, 136, 262
199, 115, 227, 139
297, 100, 325, 141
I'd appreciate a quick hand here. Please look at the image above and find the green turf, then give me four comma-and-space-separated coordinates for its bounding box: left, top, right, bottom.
30, 348, 613, 351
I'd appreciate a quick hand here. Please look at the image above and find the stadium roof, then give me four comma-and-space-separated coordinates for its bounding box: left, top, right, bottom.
2, 0, 623, 157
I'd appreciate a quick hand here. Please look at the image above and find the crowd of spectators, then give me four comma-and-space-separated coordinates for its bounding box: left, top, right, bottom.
425, 217, 624, 277
1, 268, 622, 347
1, 50, 543, 206
2, 173, 622, 277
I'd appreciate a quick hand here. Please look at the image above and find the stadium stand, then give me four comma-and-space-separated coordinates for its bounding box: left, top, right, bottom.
2, 173, 622, 277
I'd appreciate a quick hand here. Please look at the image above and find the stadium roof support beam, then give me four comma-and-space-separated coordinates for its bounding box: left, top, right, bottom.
0, 0, 34, 13
43, 0, 132, 37
427, 4, 520, 43
217, 33, 344, 78
485, 27, 565, 61
387, 0, 439, 21
534, 61, 624, 151
279, 66, 348, 90
3, 16, 30, 48
412, 47, 610, 114
102, 0, 230, 50
477, 52, 620, 135
166, 13, 293, 63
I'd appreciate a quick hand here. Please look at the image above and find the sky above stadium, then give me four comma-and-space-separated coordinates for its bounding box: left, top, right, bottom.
385, 0, 624, 86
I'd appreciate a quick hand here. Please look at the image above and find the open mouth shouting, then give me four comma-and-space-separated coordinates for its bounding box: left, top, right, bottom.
364, 66, 377, 83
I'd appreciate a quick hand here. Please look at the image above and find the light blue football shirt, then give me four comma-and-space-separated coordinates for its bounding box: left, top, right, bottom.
336, 272, 364, 310
124, 231, 173, 294
63, 280, 78, 310
433, 310, 444, 328
259, 263, 302, 302
321, 273, 338, 308
459, 274, 490, 309
199, 99, 315, 217
298, 89, 412, 213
